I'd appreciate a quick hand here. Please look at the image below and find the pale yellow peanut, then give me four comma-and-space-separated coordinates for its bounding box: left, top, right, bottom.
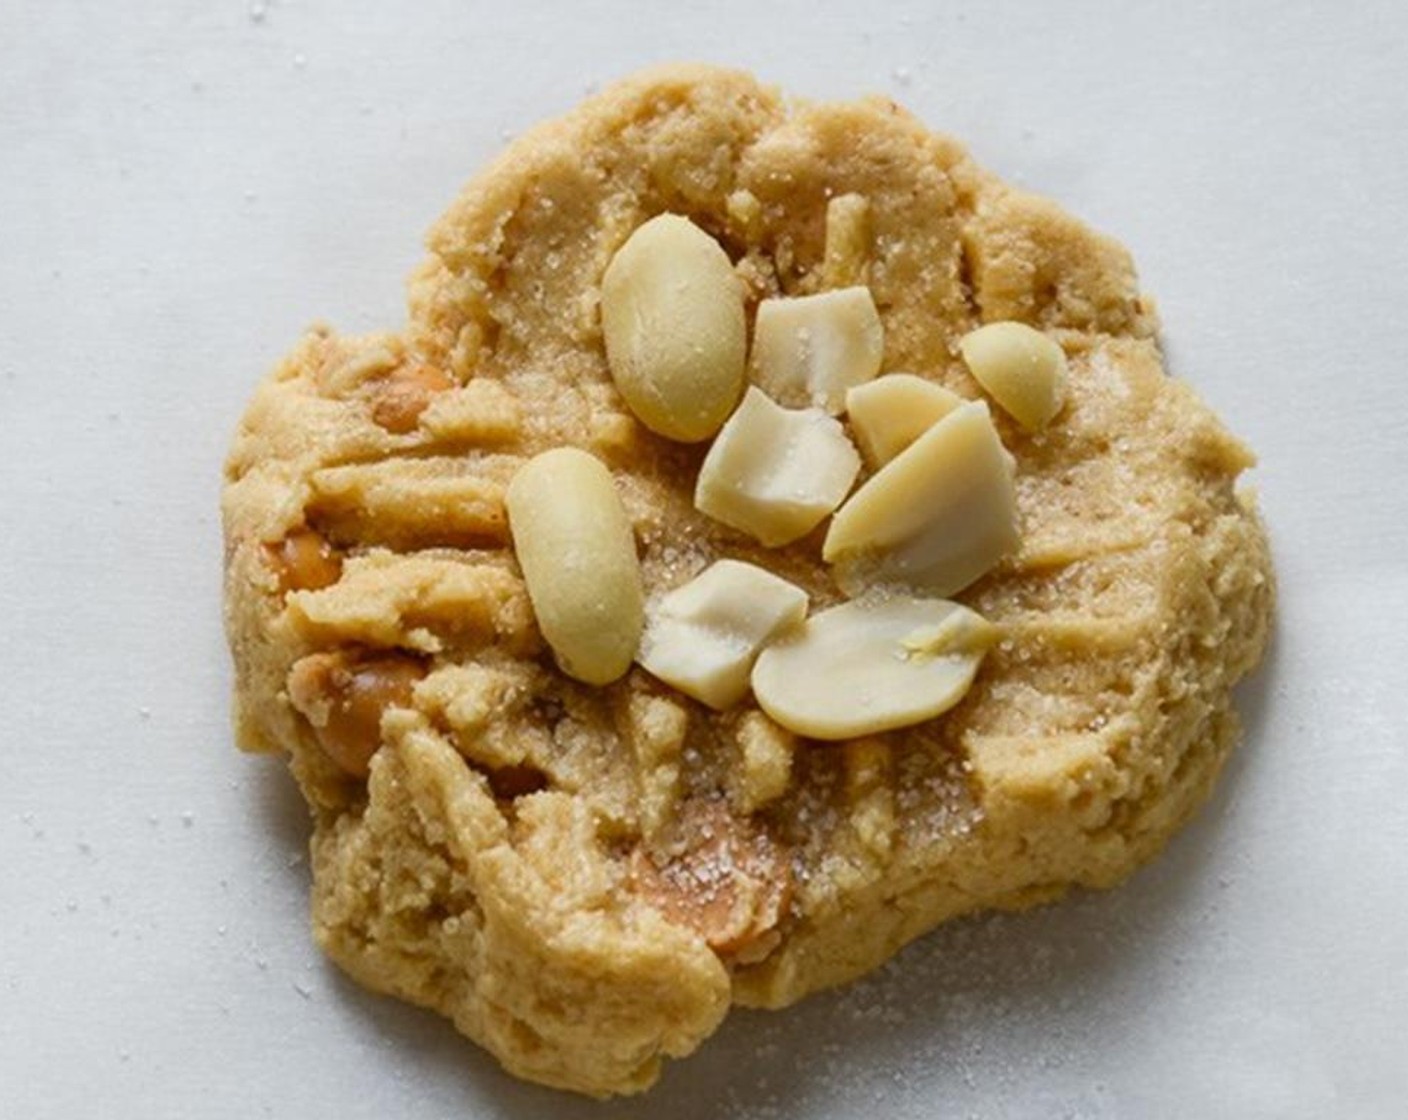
637, 560, 808, 709
845, 373, 964, 468
601, 214, 747, 442
695, 387, 860, 547
751, 596, 997, 740
750, 287, 884, 414
824, 400, 1018, 597
821, 193, 871, 288
726, 189, 763, 238
505, 448, 644, 685
958, 321, 1068, 431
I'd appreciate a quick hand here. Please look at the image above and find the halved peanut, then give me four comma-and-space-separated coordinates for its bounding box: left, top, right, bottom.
505, 448, 644, 685
958, 321, 1068, 431
845, 374, 964, 468
287, 650, 426, 778
637, 560, 808, 709
695, 387, 860, 547
751, 596, 996, 740
371, 363, 456, 433
750, 287, 884, 414
824, 400, 1018, 597
265, 527, 342, 593
601, 214, 747, 442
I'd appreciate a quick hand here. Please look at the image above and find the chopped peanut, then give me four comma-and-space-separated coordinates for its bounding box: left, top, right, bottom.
750, 287, 884, 415
694, 387, 860, 547
824, 400, 1018, 597
821, 193, 872, 289
637, 560, 808, 710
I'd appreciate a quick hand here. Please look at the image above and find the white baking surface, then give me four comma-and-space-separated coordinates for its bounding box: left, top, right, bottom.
2, 1, 1405, 1116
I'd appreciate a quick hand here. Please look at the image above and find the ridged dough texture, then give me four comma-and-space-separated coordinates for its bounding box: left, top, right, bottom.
222, 65, 1274, 1096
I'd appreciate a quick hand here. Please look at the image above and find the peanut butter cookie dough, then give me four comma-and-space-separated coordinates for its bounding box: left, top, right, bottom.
222, 64, 1273, 1096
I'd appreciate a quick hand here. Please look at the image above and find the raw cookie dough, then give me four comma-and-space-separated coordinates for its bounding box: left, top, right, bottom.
222, 64, 1274, 1097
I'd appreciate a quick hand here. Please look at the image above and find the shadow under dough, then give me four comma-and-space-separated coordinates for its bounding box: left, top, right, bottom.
249, 753, 313, 859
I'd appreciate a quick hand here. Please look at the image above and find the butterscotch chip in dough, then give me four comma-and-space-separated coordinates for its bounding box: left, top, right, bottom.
222, 65, 1273, 1098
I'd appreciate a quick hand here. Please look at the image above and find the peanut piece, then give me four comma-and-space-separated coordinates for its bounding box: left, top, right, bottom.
824, 400, 1018, 597
265, 527, 342, 593
821, 193, 871, 288
637, 560, 808, 709
845, 374, 964, 468
287, 650, 426, 778
726, 189, 763, 238
695, 387, 861, 547
750, 287, 883, 414
958, 321, 1068, 431
752, 597, 997, 740
505, 448, 644, 685
601, 214, 747, 442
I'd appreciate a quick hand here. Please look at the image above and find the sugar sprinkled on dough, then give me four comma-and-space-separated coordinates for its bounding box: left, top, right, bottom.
222, 64, 1272, 1097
